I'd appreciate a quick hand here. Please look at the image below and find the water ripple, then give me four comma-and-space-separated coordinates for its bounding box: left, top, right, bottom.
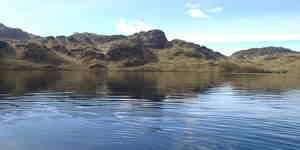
0, 72, 300, 150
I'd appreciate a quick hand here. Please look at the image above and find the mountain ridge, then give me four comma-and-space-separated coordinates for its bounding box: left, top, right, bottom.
1, 22, 300, 73
231, 46, 299, 58
0, 23, 39, 40
0, 23, 225, 71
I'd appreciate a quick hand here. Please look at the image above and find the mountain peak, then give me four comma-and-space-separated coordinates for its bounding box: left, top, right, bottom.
129, 29, 168, 49
0, 23, 8, 30
133, 29, 166, 37
145, 29, 165, 34
0, 23, 38, 40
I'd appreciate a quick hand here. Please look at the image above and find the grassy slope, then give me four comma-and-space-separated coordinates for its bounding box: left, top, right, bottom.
227, 54, 300, 73
101, 47, 219, 72
2, 48, 300, 73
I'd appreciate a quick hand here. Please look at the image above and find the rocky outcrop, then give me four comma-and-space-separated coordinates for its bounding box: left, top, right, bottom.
12, 42, 63, 65
0, 23, 38, 40
0, 41, 16, 57
69, 33, 126, 44
128, 30, 168, 49
105, 40, 157, 66
16, 42, 50, 62
80, 49, 105, 60
39, 33, 126, 46
232, 47, 299, 58
0, 23, 225, 69
168, 39, 224, 60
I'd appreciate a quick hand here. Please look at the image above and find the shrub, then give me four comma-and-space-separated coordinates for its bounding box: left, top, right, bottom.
218, 61, 269, 73
218, 61, 240, 72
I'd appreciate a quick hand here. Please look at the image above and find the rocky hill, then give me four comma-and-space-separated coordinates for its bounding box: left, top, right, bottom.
224, 46, 300, 73
0, 23, 38, 40
0, 40, 15, 57
0, 23, 224, 71
6, 23, 300, 73
232, 47, 299, 58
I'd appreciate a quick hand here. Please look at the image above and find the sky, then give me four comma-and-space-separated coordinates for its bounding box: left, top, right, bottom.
0, 0, 300, 55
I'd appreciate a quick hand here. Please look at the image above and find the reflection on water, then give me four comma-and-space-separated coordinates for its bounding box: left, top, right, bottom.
0, 71, 226, 100
0, 71, 300, 150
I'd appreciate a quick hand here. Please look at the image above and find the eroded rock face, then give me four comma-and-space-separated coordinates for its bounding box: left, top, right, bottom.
0, 23, 224, 68
69, 33, 126, 44
52, 45, 72, 55
169, 39, 224, 60
232, 47, 299, 58
0, 23, 38, 40
17, 43, 50, 62
106, 40, 157, 65
128, 30, 168, 49
80, 49, 106, 60
0, 41, 16, 57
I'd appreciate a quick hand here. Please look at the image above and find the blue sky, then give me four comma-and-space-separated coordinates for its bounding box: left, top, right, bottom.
0, 0, 299, 55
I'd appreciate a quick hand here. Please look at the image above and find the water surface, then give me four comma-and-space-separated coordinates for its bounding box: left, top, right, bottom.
0, 71, 300, 150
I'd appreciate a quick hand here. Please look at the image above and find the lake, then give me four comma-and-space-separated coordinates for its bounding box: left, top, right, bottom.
0, 71, 300, 150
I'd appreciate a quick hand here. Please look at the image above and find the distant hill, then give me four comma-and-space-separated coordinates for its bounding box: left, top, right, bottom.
0, 23, 38, 40
231, 47, 299, 58
226, 46, 300, 74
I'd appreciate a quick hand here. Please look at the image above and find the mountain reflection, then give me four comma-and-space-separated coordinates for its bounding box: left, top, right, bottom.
224, 74, 300, 92
106, 72, 223, 100
0, 71, 300, 100
1, 71, 300, 150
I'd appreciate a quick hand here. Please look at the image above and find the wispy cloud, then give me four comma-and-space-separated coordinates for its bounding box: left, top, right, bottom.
185, 2, 210, 19
208, 7, 223, 13
185, 1, 223, 18
187, 8, 209, 18
117, 19, 154, 34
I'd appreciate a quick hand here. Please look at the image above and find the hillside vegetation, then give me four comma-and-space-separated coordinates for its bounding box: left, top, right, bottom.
0, 22, 300, 73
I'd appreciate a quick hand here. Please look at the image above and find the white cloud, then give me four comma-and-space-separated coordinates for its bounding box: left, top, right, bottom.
185, 1, 224, 18
208, 7, 223, 13
116, 19, 154, 34
187, 9, 209, 18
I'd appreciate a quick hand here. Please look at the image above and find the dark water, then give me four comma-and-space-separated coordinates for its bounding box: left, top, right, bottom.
0, 71, 300, 150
